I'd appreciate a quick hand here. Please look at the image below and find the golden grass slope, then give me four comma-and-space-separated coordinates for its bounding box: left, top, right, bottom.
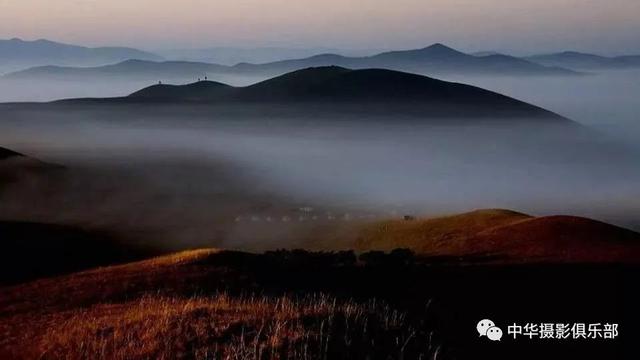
355, 209, 640, 262
0, 249, 429, 360
355, 209, 531, 253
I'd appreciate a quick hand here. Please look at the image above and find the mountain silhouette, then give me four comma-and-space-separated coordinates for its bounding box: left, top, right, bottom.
129, 80, 233, 100
123, 67, 566, 120
4, 43, 579, 80
232, 43, 579, 76
5, 59, 226, 80
525, 51, 640, 70
0, 38, 162, 73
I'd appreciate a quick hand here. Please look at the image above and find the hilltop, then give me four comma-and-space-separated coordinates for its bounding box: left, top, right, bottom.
123, 67, 567, 120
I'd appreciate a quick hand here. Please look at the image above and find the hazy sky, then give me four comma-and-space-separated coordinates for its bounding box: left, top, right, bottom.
1, 0, 639, 54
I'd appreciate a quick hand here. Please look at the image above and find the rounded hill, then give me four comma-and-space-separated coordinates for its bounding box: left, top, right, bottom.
355, 209, 640, 263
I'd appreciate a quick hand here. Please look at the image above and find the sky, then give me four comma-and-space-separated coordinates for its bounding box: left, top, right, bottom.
1, 0, 639, 54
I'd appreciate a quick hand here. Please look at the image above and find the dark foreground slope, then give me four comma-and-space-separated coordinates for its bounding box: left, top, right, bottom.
0, 221, 151, 285
125, 67, 567, 120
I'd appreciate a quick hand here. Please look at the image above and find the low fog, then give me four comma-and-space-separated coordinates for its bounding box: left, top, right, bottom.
1, 71, 640, 251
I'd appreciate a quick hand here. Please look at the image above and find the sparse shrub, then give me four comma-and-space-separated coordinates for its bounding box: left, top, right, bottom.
263, 249, 357, 268
358, 250, 387, 266
358, 249, 416, 267
389, 248, 416, 266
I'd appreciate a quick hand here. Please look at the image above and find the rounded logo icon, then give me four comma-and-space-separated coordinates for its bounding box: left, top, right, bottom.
477, 319, 496, 336
486, 326, 503, 341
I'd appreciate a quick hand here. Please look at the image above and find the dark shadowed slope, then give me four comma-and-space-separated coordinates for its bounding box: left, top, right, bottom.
0, 146, 62, 186
525, 51, 640, 70
125, 66, 568, 120
0, 147, 57, 168
0, 221, 150, 285
355, 209, 640, 263
0, 147, 23, 160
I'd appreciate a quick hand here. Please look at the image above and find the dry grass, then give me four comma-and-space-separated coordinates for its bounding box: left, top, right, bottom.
0, 249, 227, 315
0, 249, 440, 359
1, 293, 431, 360
355, 209, 640, 263
467, 215, 640, 262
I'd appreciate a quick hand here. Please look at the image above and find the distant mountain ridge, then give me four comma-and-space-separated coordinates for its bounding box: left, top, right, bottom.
0, 38, 162, 73
232, 43, 578, 76
4, 43, 579, 80
6, 59, 226, 80
525, 51, 640, 70
158, 46, 382, 66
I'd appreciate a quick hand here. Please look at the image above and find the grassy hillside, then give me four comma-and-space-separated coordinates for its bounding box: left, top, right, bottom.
0, 250, 435, 359
1, 248, 634, 360
355, 209, 531, 253
355, 209, 640, 262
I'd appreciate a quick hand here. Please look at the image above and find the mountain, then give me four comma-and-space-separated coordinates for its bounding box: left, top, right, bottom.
472, 51, 504, 57
123, 67, 566, 120
0, 38, 163, 73
355, 209, 640, 263
3, 43, 579, 80
4, 59, 226, 81
525, 51, 640, 70
158, 46, 381, 65
231, 43, 579, 77
128, 79, 233, 100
